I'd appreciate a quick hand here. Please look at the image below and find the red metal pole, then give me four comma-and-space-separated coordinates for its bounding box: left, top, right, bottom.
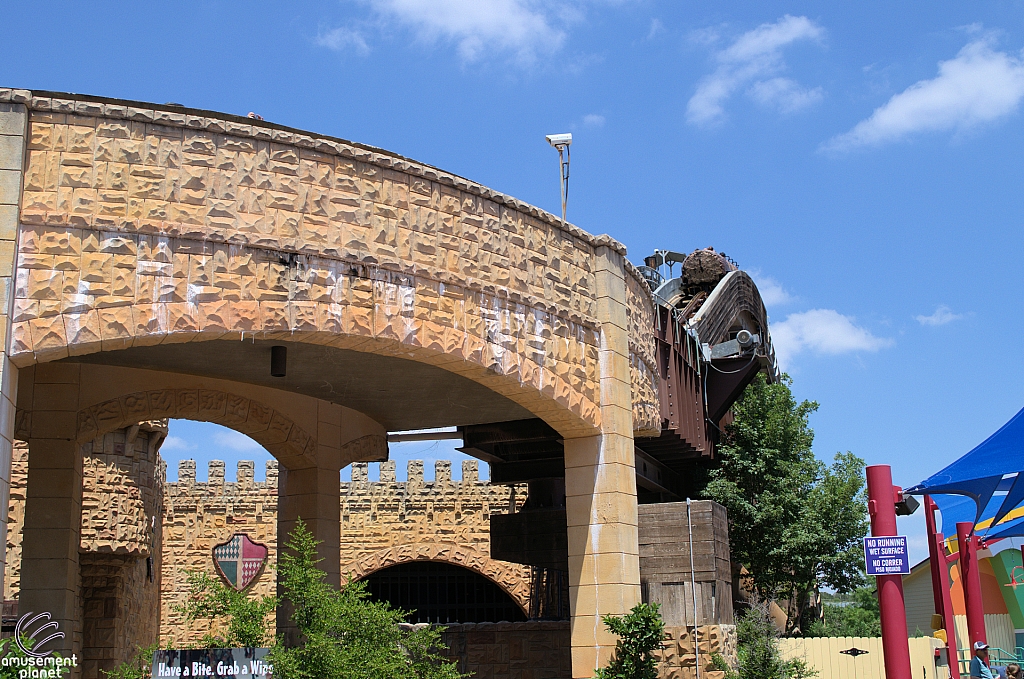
926, 497, 961, 679
957, 521, 987, 648
866, 465, 912, 679
926, 498, 946, 614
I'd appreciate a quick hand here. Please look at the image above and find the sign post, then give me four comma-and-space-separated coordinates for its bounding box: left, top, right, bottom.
864, 535, 911, 576
866, 464, 913, 679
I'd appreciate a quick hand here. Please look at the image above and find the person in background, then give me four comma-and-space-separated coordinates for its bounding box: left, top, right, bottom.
1005, 663, 1021, 679
971, 642, 995, 679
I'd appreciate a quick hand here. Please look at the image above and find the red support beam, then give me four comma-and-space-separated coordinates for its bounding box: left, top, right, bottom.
866, 465, 912, 679
956, 521, 987, 648
925, 496, 960, 679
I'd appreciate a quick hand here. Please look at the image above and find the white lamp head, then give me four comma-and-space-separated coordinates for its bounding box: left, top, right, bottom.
545, 133, 572, 148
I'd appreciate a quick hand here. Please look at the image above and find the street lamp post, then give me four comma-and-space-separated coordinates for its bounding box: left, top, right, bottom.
545, 133, 572, 228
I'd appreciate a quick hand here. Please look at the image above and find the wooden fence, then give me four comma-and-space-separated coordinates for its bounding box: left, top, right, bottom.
778, 636, 950, 679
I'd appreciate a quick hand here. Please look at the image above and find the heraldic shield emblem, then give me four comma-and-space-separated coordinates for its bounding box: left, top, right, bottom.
213, 534, 268, 590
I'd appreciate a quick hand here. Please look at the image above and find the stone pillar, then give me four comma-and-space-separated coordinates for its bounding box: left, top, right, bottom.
277, 406, 338, 640
564, 246, 641, 677
0, 99, 27, 596
276, 463, 342, 642
20, 363, 83, 660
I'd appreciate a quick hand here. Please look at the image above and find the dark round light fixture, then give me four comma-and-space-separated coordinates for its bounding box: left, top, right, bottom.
271, 346, 287, 378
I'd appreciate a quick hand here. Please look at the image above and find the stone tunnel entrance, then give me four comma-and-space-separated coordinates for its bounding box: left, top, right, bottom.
363, 561, 527, 624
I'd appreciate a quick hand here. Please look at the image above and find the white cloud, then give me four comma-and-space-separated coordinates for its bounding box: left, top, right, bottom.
915, 304, 963, 326
771, 308, 892, 369
583, 113, 606, 127
688, 26, 721, 48
824, 37, 1024, 151
647, 18, 664, 41
748, 77, 823, 113
315, 26, 371, 55
687, 15, 825, 126
212, 430, 264, 454
160, 435, 195, 452
750, 272, 793, 307
360, 0, 567, 63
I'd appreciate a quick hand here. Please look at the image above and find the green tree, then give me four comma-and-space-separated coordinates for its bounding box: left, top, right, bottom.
805, 586, 881, 638
268, 520, 462, 679
177, 570, 277, 647
701, 374, 869, 632
593, 603, 666, 679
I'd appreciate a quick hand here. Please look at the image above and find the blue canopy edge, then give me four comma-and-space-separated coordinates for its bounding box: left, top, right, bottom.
906, 405, 1024, 539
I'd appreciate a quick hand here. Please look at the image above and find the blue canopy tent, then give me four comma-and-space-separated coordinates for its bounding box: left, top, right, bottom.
907, 405, 1024, 540
904, 406, 1024, 671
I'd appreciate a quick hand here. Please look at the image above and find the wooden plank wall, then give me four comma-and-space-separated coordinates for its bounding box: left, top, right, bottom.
638, 500, 733, 626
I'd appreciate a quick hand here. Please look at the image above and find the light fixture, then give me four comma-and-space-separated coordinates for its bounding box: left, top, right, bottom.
545, 133, 572, 227
271, 346, 287, 377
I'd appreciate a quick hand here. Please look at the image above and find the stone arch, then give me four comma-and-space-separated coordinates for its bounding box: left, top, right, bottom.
10, 287, 602, 441
342, 543, 531, 615
14, 363, 389, 472
72, 388, 320, 470
6, 98, 638, 440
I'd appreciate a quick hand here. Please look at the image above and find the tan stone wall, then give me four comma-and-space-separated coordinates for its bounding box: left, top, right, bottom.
6, 424, 165, 678
441, 621, 572, 679
339, 460, 531, 611
159, 458, 531, 645
160, 459, 279, 646
3, 440, 26, 601
1, 88, 657, 675
438, 621, 737, 679
80, 420, 166, 555
655, 624, 737, 679
81, 553, 160, 679
625, 264, 660, 437
0, 91, 667, 438
6, 422, 166, 599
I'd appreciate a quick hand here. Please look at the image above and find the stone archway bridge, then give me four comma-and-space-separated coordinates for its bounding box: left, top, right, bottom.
0, 88, 773, 677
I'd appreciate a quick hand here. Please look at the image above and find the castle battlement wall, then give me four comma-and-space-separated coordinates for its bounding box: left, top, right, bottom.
159, 458, 528, 645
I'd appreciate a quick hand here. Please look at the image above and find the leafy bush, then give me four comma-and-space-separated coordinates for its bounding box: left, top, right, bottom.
593, 602, 666, 679
177, 570, 277, 647
102, 643, 160, 679
712, 601, 816, 679
267, 520, 463, 679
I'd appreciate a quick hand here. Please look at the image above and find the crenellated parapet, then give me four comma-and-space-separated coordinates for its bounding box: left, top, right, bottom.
169, 458, 280, 492
160, 459, 280, 646
339, 459, 524, 567
156, 458, 529, 646
339, 459, 531, 612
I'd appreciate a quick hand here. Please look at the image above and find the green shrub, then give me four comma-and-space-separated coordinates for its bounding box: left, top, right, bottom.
713, 601, 816, 679
101, 643, 160, 679
593, 602, 666, 679
267, 519, 463, 679
176, 570, 277, 647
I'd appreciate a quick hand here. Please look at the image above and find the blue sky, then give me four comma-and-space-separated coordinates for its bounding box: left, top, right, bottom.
6, 1, 1024, 563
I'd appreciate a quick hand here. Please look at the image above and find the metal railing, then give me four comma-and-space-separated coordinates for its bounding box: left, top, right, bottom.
957, 646, 1024, 675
